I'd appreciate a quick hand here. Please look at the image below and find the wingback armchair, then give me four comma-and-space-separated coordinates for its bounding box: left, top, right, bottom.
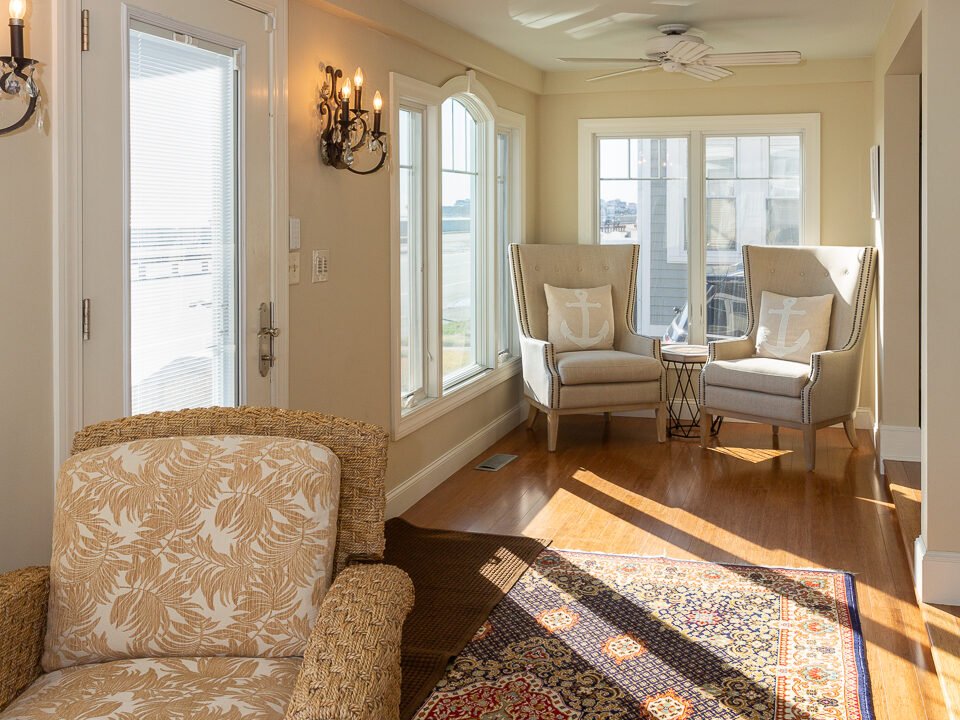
699, 246, 877, 471
0, 407, 414, 720
509, 243, 667, 451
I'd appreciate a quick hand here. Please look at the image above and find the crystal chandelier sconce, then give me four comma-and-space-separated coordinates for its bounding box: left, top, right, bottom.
317, 64, 387, 175
1, 0, 42, 136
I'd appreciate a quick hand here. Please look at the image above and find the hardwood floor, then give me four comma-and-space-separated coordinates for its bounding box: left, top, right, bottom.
886, 460, 960, 719
403, 415, 949, 720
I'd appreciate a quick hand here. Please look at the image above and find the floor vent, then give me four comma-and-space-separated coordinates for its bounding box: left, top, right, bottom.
475, 454, 518, 472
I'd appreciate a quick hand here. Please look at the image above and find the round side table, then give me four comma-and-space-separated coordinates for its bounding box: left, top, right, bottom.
661, 344, 723, 440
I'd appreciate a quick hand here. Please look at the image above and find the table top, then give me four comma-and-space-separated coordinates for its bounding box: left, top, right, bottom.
661, 344, 709, 364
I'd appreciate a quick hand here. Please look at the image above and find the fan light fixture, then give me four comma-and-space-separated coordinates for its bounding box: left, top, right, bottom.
316, 64, 387, 175
1, 0, 42, 136
557, 24, 801, 83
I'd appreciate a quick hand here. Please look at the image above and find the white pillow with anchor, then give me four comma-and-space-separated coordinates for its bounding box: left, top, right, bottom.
755, 290, 833, 364
544, 284, 615, 353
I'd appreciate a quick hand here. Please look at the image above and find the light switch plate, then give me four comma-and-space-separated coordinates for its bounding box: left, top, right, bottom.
288, 251, 301, 284
288, 217, 301, 251
312, 249, 329, 283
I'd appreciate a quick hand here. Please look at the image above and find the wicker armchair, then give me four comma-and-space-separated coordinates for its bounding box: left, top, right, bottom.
0, 407, 414, 720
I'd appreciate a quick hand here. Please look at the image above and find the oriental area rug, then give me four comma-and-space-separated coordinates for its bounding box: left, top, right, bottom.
413, 548, 875, 720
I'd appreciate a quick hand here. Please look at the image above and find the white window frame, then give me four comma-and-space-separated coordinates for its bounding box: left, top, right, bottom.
390, 71, 524, 440
579, 113, 820, 345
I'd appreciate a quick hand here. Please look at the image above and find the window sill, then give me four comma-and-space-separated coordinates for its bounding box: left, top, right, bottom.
393, 357, 521, 441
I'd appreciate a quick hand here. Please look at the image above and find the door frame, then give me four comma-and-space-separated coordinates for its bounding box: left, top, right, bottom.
53, 0, 290, 464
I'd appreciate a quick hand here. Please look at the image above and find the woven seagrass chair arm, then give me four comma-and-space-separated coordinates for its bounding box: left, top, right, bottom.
0, 567, 49, 711
285, 564, 414, 720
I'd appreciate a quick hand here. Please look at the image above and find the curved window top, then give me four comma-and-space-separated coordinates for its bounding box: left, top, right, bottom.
442, 96, 478, 173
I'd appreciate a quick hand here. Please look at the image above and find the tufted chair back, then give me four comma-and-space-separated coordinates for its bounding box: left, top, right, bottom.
742, 245, 877, 352
510, 243, 640, 348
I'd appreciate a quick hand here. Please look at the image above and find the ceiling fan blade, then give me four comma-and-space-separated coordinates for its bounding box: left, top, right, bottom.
680, 64, 733, 82
665, 39, 713, 64
701, 51, 801, 66
587, 65, 661, 82
557, 57, 651, 64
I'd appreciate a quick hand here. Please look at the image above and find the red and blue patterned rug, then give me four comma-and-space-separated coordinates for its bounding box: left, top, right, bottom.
415, 549, 874, 720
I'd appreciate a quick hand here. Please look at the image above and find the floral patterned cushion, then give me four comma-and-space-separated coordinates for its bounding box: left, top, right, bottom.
43, 435, 340, 671
0, 656, 300, 720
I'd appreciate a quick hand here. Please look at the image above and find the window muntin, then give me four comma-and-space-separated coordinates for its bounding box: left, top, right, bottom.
398, 107, 425, 401
441, 97, 482, 385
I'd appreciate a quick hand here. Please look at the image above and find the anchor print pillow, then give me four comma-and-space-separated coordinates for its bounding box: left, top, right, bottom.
544, 284, 615, 353
755, 290, 834, 364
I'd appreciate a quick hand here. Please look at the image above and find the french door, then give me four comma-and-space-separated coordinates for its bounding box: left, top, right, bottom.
80, 0, 277, 424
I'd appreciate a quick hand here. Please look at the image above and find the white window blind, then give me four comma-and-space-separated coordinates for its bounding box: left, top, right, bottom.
128, 23, 238, 414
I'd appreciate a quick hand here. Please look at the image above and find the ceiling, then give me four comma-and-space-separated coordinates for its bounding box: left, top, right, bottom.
399, 0, 895, 70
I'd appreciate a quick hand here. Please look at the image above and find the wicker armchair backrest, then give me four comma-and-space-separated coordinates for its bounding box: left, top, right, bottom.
71, 406, 388, 574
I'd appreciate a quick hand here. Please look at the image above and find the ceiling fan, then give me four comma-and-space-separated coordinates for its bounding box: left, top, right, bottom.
558, 24, 801, 82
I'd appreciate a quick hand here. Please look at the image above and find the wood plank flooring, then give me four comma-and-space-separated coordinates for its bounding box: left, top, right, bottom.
403, 416, 948, 720
886, 460, 960, 719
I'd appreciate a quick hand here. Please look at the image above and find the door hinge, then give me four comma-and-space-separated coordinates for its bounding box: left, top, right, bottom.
81, 9, 90, 52
82, 298, 91, 341
264, 14, 275, 33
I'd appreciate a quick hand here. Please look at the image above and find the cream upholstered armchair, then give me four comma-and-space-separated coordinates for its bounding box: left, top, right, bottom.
0, 407, 413, 720
509, 243, 667, 451
699, 246, 877, 471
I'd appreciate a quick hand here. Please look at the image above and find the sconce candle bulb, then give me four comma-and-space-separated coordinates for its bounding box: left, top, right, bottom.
2, 0, 41, 136
316, 63, 387, 175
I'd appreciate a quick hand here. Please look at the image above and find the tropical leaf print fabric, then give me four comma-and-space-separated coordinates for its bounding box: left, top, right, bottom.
0, 656, 300, 720
43, 435, 340, 671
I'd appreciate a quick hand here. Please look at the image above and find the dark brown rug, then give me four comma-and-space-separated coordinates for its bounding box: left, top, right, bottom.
384, 518, 549, 719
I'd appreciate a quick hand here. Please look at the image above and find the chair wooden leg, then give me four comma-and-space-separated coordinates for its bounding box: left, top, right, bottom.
654, 404, 667, 443
771, 425, 779, 436
604, 412, 612, 424
700, 411, 713, 448
547, 412, 559, 452
803, 426, 817, 471
843, 417, 859, 448
526, 405, 539, 430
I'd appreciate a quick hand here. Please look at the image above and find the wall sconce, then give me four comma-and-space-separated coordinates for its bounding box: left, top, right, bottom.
316, 64, 387, 175
1, 0, 42, 136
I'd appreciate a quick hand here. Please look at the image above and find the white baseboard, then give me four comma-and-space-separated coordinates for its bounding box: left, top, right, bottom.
385, 401, 527, 518
878, 424, 921, 463
915, 536, 960, 605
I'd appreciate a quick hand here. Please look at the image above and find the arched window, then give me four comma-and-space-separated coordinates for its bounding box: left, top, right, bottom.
391, 73, 524, 438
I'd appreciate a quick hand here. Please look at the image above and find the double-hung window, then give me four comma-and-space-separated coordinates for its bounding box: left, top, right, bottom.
392, 73, 524, 438
580, 114, 819, 345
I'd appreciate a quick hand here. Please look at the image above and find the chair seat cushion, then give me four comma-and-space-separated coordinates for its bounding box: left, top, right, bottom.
556, 350, 663, 386
703, 357, 811, 397
0, 656, 300, 720
44, 436, 341, 672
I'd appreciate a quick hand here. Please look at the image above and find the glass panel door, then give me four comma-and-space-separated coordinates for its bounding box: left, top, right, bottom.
128, 23, 238, 413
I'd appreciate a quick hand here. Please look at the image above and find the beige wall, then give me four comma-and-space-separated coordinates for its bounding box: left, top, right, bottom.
0, 0, 54, 571
287, 0, 539, 495
536, 61, 878, 412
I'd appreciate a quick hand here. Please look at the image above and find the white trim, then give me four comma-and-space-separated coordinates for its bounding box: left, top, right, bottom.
53, 0, 84, 465
53, 0, 289, 463
915, 535, 960, 605
386, 401, 527, 517
878, 424, 921, 463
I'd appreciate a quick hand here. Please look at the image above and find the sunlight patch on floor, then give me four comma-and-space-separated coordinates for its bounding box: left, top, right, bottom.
709, 446, 792, 463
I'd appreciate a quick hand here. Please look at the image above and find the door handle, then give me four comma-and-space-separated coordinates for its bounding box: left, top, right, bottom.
258, 302, 279, 377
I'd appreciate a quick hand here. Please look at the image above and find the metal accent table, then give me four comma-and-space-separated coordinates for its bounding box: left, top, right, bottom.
661, 344, 723, 439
